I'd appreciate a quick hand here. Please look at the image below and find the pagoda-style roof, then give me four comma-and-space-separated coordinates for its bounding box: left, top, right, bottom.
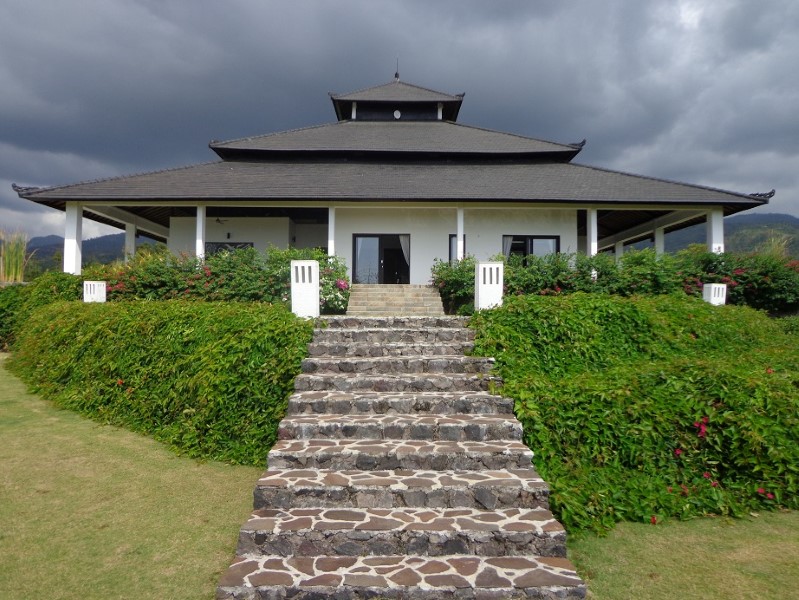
210, 120, 581, 160
330, 80, 464, 121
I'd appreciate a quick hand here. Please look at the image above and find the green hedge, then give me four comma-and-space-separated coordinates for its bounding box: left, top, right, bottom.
471, 294, 799, 533
432, 248, 799, 315
8, 301, 313, 465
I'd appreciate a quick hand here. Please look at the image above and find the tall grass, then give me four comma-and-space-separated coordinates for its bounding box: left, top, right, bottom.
0, 229, 31, 283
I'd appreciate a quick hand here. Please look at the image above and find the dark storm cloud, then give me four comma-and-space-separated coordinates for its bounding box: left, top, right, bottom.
1, 0, 797, 238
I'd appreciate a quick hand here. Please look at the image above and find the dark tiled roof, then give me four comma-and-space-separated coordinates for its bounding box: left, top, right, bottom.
19, 159, 765, 209
210, 121, 578, 157
329, 80, 463, 103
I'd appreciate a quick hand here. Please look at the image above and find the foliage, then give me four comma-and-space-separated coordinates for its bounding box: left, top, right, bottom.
471, 294, 799, 533
432, 248, 799, 314
0, 230, 33, 283
83, 245, 350, 314
0, 284, 27, 349
8, 301, 314, 465
431, 256, 476, 314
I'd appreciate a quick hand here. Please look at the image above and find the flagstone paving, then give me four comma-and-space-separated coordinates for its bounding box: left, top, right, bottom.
217, 314, 586, 599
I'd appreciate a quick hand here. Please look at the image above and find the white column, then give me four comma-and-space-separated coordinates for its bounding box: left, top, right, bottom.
124, 223, 136, 263
654, 226, 666, 255
195, 205, 206, 260
64, 202, 83, 275
456, 207, 465, 260
614, 241, 624, 261
707, 209, 724, 254
327, 207, 336, 257
586, 209, 598, 257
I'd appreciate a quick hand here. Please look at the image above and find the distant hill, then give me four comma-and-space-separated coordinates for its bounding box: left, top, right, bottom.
665, 213, 799, 255
27, 233, 157, 271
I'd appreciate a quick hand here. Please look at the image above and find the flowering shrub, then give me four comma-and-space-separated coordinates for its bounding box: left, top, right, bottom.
432, 247, 799, 314
82, 245, 350, 314
472, 294, 799, 533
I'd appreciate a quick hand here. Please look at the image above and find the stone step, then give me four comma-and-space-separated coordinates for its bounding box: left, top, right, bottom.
286, 391, 515, 415
323, 316, 468, 329
346, 308, 446, 317
311, 327, 474, 344
293, 373, 496, 393
301, 355, 494, 375
308, 340, 475, 357
253, 469, 549, 510
236, 507, 567, 558
218, 553, 586, 600
267, 439, 534, 471
278, 414, 522, 442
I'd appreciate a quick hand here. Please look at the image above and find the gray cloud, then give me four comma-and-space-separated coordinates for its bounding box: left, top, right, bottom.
1, 0, 797, 239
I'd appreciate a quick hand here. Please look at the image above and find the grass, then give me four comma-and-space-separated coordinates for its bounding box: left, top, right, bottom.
569, 511, 799, 599
0, 354, 262, 600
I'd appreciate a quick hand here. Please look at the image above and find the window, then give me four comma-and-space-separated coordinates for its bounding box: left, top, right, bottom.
502, 235, 559, 259
449, 234, 466, 263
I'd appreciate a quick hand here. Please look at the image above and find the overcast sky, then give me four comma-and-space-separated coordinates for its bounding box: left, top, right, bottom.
1, 0, 797, 239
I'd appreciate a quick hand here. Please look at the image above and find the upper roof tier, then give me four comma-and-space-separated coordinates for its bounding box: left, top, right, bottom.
210, 120, 582, 160
329, 79, 465, 122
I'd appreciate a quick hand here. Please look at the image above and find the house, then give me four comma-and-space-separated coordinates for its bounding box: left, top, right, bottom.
14, 77, 771, 283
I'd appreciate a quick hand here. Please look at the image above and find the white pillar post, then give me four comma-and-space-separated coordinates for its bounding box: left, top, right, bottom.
124, 223, 136, 263
475, 262, 504, 310
654, 226, 666, 256
195, 205, 206, 260
456, 207, 465, 261
64, 202, 83, 275
586, 209, 598, 257
327, 207, 336, 257
707, 209, 724, 254
614, 241, 624, 261
291, 260, 320, 318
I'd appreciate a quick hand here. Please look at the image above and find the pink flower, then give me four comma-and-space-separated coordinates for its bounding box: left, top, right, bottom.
711, 481, 719, 487
703, 472, 711, 479
702, 416, 709, 424
757, 487, 766, 495
767, 493, 775, 500
336, 279, 349, 290
674, 448, 683, 456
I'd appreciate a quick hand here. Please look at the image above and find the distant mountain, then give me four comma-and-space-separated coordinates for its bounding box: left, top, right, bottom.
26, 233, 157, 271
665, 213, 799, 255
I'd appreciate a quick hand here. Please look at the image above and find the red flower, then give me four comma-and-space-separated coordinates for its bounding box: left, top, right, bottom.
702, 416, 709, 424
757, 487, 766, 495
766, 367, 775, 374
767, 493, 775, 500
667, 486, 673, 493
703, 472, 711, 479
116, 379, 124, 386
650, 515, 657, 525
711, 481, 719, 487
674, 448, 683, 456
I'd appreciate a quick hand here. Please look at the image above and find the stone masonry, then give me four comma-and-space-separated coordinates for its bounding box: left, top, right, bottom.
217, 315, 586, 599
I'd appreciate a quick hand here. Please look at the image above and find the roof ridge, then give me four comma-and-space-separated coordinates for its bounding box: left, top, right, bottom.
570, 162, 769, 201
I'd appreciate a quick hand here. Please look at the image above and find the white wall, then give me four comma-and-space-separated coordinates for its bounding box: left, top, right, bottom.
334, 206, 578, 284
168, 217, 290, 254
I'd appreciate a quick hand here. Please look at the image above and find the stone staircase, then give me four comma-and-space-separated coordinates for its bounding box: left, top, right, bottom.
346, 285, 445, 316
217, 316, 586, 599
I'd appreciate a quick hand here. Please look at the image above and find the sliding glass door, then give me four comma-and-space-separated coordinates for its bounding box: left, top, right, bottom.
353, 234, 410, 284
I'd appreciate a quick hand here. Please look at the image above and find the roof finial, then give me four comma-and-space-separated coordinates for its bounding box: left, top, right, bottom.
394, 57, 399, 81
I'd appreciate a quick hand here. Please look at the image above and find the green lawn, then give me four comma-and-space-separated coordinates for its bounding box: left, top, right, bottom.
0, 354, 262, 600
570, 511, 799, 599
1, 353, 796, 600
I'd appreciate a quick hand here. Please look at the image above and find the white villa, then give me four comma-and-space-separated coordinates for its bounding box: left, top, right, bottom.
14, 77, 771, 283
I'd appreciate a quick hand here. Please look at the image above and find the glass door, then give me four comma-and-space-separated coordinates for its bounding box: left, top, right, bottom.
353, 234, 410, 284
